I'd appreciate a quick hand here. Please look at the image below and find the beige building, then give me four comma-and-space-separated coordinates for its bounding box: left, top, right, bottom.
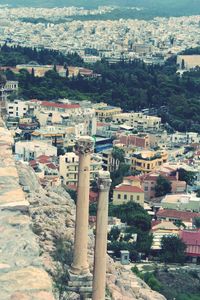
95, 104, 122, 122
113, 175, 144, 206
126, 113, 161, 131
131, 150, 168, 174
59, 152, 102, 186
113, 184, 144, 206
112, 113, 131, 124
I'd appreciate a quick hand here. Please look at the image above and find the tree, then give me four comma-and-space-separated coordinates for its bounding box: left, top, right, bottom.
112, 147, 125, 171
181, 59, 185, 70
160, 235, 186, 264
193, 217, 200, 229
66, 67, 69, 78
108, 226, 121, 241
0, 73, 6, 88
178, 168, 196, 186
155, 175, 172, 197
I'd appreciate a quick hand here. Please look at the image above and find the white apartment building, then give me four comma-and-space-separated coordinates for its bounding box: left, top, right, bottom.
59, 152, 102, 186
6, 100, 28, 118
170, 131, 199, 145
4, 81, 19, 92
125, 113, 161, 131
15, 140, 57, 161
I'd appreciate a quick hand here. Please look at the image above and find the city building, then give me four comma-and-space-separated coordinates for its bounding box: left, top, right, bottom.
95, 104, 122, 122
180, 230, 200, 263
31, 126, 67, 147
156, 209, 200, 228
15, 140, 57, 161
161, 194, 200, 212
115, 133, 150, 149
125, 113, 161, 131
6, 100, 28, 118
113, 184, 144, 206
131, 150, 168, 174
151, 221, 179, 250
101, 149, 120, 172
142, 171, 186, 201
59, 152, 102, 186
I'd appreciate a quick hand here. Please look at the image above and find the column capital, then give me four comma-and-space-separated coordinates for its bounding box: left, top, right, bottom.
75, 136, 94, 155
97, 170, 111, 191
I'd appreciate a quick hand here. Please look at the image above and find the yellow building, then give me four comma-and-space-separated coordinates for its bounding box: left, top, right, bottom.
131, 150, 168, 174
151, 221, 179, 250
113, 182, 144, 207
95, 104, 122, 122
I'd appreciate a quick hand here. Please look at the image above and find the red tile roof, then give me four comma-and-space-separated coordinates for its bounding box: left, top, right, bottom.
66, 184, 77, 191
114, 185, 144, 193
36, 155, 51, 164
157, 209, 200, 222
180, 230, 200, 256
89, 191, 99, 203
41, 101, 80, 109
124, 176, 141, 181
46, 163, 58, 170
151, 220, 161, 228
29, 160, 38, 167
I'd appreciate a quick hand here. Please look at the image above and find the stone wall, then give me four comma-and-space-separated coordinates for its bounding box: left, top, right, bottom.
0, 119, 55, 300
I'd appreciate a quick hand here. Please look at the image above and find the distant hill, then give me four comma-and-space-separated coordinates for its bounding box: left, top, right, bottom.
1, 0, 200, 19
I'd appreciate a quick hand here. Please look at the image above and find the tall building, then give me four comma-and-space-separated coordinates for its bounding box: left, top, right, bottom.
59, 152, 102, 186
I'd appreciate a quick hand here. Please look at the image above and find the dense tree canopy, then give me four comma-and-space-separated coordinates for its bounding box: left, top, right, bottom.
160, 235, 186, 263
178, 168, 197, 186
155, 175, 172, 197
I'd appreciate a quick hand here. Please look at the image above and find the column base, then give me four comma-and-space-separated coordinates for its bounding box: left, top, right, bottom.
70, 263, 90, 276
66, 269, 93, 297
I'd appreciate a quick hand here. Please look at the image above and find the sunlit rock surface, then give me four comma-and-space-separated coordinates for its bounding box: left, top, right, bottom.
0, 119, 55, 300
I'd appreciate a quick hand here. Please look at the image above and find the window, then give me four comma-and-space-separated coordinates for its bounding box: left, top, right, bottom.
118, 194, 121, 199
130, 195, 133, 201
137, 195, 140, 201
144, 186, 148, 191
124, 194, 127, 200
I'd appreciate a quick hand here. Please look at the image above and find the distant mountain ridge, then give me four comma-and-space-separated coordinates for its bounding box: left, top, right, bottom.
1, 0, 200, 19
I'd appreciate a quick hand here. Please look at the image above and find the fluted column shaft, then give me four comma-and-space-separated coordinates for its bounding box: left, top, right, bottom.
92, 171, 111, 300
71, 136, 94, 275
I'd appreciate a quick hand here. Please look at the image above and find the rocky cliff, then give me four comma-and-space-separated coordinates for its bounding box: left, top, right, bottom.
0, 119, 55, 300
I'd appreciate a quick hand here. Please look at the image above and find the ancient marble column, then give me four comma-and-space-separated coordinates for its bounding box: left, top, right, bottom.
92, 171, 111, 300
71, 136, 94, 275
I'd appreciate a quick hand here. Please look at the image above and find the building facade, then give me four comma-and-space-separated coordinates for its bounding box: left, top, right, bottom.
131, 150, 168, 174
59, 152, 102, 186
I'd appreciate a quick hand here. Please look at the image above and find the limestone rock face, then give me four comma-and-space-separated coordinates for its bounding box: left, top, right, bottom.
106, 261, 166, 300
0, 121, 55, 300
